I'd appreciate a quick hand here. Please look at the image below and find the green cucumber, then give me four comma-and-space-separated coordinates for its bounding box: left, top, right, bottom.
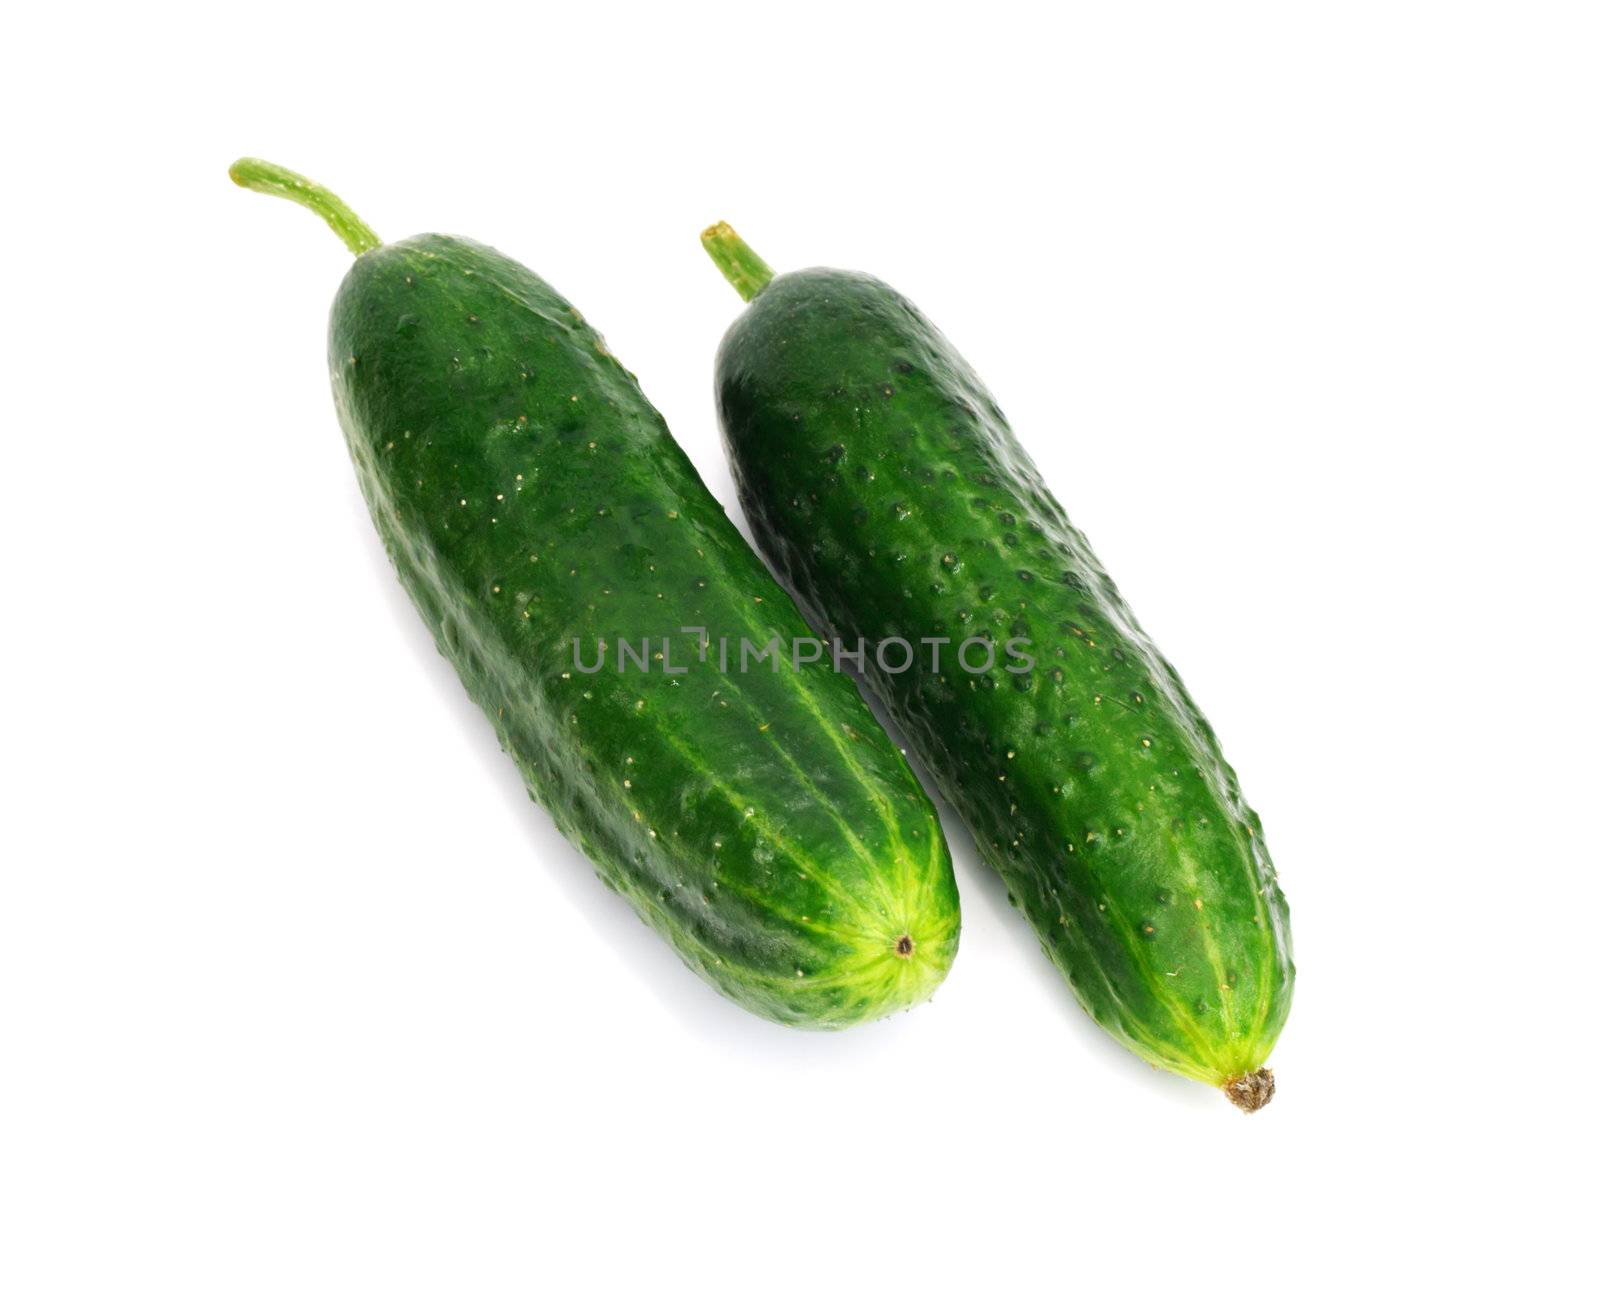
231, 161, 959, 1028
703, 224, 1293, 1103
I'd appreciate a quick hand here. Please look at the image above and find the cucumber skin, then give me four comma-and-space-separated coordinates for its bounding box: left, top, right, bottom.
327, 237, 959, 1027
714, 269, 1292, 1080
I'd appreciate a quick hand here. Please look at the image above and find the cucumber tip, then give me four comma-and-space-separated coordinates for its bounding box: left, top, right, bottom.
1223, 1069, 1276, 1113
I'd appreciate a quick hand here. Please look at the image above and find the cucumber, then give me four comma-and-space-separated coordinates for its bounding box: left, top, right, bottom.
230, 160, 959, 1028
703, 224, 1293, 1103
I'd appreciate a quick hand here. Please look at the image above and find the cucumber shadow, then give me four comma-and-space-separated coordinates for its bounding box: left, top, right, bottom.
348, 488, 1214, 1107
702, 458, 1216, 1110
344, 497, 937, 1070
841, 671, 1215, 1113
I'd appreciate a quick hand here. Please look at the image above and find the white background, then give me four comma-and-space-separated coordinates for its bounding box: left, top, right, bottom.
3, 3, 1595, 1295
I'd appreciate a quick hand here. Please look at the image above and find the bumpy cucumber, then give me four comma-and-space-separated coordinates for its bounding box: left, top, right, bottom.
704, 224, 1292, 1103
230, 161, 959, 1027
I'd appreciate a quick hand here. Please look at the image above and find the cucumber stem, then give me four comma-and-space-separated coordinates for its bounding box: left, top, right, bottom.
228, 157, 382, 256
701, 222, 775, 301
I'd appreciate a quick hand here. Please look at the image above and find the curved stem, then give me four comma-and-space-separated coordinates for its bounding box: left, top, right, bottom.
701, 222, 775, 301
228, 157, 382, 256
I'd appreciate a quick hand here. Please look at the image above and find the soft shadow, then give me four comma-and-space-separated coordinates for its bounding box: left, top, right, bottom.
344, 488, 1221, 1105
345, 497, 925, 1068
846, 676, 1215, 1112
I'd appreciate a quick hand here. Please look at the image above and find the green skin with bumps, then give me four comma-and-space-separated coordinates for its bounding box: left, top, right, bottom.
234, 162, 959, 1028
706, 231, 1293, 1099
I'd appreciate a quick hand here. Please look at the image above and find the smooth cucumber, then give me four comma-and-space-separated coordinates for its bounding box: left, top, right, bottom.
704, 224, 1292, 1103
231, 161, 959, 1027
